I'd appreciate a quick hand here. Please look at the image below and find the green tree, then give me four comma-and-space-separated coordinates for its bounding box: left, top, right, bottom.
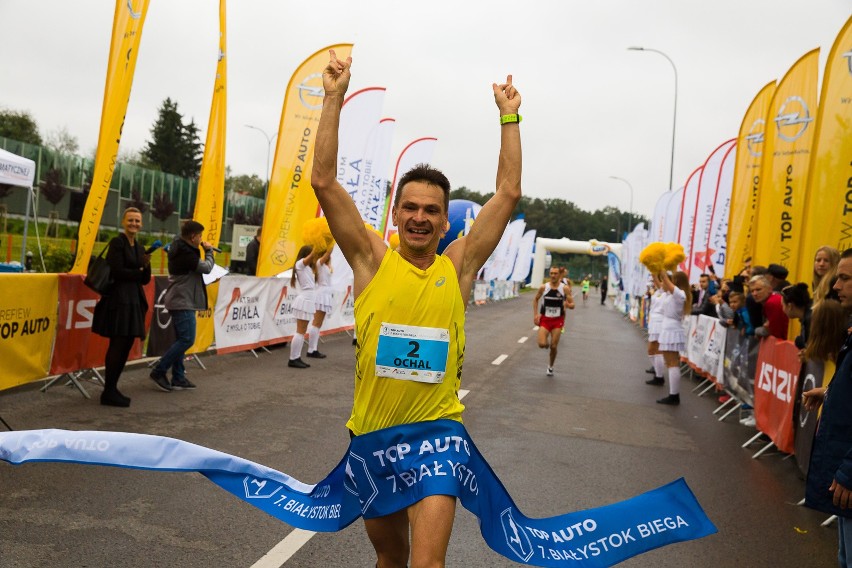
0, 109, 42, 145
44, 126, 79, 155
141, 98, 203, 178
225, 173, 266, 199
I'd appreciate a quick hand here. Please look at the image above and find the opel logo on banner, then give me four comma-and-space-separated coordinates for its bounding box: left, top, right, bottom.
774, 96, 814, 143
155, 289, 171, 329
298, 73, 325, 110
745, 119, 765, 158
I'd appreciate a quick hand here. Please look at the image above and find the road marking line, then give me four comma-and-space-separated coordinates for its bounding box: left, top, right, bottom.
252, 528, 316, 568
492, 354, 508, 365
517, 336, 528, 343
458, 389, 470, 400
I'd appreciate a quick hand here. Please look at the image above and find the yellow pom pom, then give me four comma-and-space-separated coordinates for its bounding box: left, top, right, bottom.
663, 242, 685, 270
639, 242, 667, 273
302, 217, 334, 252
389, 232, 400, 249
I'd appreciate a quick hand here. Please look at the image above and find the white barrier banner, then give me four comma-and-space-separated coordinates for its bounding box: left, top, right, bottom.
214, 276, 269, 354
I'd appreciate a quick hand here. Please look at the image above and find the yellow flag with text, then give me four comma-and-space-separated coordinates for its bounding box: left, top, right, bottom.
187, 280, 219, 355
751, 49, 819, 281
257, 44, 354, 277
192, 0, 228, 247
0, 275, 58, 391
797, 16, 852, 280
725, 81, 775, 276
71, 0, 150, 274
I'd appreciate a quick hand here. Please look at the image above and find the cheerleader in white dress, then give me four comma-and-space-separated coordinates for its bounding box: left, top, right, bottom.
645, 274, 667, 385
306, 247, 334, 359
288, 245, 318, 368
656, 270, 692, 405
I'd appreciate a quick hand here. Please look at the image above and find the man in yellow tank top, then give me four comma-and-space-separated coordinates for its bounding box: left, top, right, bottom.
311, 50, 522, 568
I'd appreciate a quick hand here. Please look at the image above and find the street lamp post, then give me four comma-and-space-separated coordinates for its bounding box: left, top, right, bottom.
244, 124, 276, 196
608, 175, 634, 234
627, 46, 678, 192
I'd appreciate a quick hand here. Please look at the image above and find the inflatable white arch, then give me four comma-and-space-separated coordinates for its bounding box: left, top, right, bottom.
530, 237, 623, 291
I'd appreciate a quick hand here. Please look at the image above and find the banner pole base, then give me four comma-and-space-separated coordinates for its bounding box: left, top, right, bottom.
40, 371, 91, 399
751, 440, 775, 459
718, 402, 742, 422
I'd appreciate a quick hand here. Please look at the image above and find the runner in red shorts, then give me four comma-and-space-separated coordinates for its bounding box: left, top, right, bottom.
533, 267, 575, 376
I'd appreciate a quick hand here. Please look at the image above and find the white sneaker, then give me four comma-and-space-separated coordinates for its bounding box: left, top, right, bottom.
740, 416, 756, 427
546, 367, 554, 376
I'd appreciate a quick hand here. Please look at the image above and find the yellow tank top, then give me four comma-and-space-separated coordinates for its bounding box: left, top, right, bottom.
347, 248, 466, 435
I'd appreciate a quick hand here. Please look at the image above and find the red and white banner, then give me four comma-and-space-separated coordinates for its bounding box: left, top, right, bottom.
334, 88, 390, 229
214, 276, 268, 354
685, 315, 725, 382
688, 140, 736, 282
214, 275, 355, 354
754, 338, 800, 455
706, 144, 737, 278
677, 167, 703, 274
52, 274, 153, 374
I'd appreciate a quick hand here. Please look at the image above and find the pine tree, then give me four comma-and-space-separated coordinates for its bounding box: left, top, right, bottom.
141, 98, 204, 179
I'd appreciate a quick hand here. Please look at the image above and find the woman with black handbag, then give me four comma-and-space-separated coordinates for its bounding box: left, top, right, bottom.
91, 207, 151, 407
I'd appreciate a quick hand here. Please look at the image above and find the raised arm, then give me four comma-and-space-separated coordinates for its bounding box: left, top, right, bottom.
311, 50, 384, 295
445, 76, 522, 285
659, 271, 675, 293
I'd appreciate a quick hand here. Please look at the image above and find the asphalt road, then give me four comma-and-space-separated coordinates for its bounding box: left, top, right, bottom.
0, 293, 839, 567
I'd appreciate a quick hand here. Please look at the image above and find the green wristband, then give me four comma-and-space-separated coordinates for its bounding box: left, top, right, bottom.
499, 114, 522, 125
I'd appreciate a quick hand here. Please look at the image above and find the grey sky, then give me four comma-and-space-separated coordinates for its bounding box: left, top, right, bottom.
2, 1, 849, 228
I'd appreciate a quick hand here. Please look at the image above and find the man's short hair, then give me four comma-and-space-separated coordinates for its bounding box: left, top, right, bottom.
841, 248, 852, 260
767, 263, 789, 279
181, 220, 205, 238
751, 265, 768, 276
394, 164, 451, 212
749, 275, 770, 288
700, 273, 709, 279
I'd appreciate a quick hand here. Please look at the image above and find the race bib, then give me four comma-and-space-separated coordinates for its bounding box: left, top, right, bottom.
375, 323, 449, 383
544, 306, 561, 318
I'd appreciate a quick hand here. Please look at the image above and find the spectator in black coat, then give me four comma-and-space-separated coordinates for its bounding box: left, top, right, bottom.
92, 207, 151, 407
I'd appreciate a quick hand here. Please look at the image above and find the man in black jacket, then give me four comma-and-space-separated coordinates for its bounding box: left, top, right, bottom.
245, 227, 260, 276
149, 220, 215, 391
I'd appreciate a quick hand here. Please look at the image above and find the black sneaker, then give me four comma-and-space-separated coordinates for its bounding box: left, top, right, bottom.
149, 369, 173, 392
288, 358, 310, 369
645, 367, 656, 374
645, 376, 665, 386
306, 351, 327, 359
656, 394, 680, 405
171, 377, 197, 390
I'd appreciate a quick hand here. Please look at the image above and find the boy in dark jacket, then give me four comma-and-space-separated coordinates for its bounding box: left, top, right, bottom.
149, 220, 215, 391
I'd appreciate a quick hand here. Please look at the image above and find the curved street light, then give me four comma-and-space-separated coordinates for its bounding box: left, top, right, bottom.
244, 124, 276, 197
608, 175, 634, 234
627, 46, 678, 192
